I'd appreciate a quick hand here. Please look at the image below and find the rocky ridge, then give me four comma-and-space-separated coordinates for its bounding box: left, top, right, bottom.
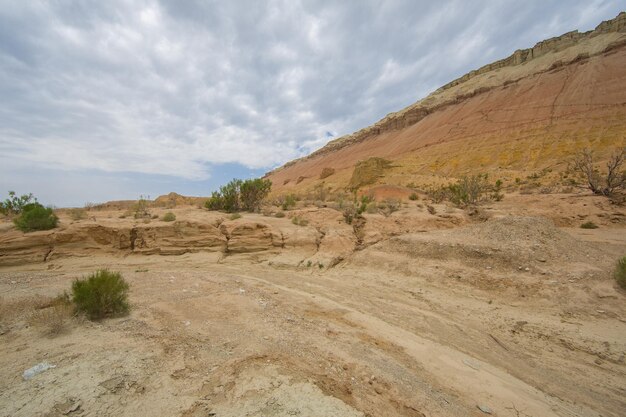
268, 12, 626, 175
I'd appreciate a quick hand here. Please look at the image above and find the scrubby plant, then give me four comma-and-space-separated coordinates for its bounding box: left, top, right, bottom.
69, 208, 87, 221
615, 256, 626, 290
571, 147, 625, 197
0, 191, 36, 216
72, 270, 130, 320
427, 204, 436, 215
133, 195, 151, 219
162, 212, 176, 222
409, 192, 418, 201
240, 178, 272, 211
580, 221, 599, 229
28, 292, 73, 336
206, 178, 272, 213
281, 194, 297, 211
378, 198, 400, 217
229, 213, 242, 220
275, 211, 286, 218
13, 203, 58, 232
426, 174, 503, 207
291, 216, 309, 226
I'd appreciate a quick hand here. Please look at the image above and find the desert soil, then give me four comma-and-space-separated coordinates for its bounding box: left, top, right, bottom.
1, 193, 625, 417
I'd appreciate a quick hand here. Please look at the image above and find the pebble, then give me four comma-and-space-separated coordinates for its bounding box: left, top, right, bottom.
477, 404, 493, 414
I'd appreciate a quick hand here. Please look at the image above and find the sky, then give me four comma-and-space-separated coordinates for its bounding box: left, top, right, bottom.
0, 1, 623, 207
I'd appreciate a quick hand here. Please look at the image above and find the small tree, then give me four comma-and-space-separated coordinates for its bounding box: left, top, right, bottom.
240, 178, 271, 211
571, 148, 625, 196
0, 191, 36, 216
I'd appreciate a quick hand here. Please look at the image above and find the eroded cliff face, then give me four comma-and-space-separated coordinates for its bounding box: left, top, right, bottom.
266, 13, 626, 194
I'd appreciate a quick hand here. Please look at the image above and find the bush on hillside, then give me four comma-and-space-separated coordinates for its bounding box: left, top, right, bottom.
13, 203, 58, 232
72, 270, 130, 320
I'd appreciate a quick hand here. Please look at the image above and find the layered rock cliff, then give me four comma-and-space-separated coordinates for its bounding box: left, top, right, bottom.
266, 12, 626, 193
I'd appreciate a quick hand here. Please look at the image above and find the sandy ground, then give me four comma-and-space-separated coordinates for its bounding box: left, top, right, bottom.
1, 194, 625, 417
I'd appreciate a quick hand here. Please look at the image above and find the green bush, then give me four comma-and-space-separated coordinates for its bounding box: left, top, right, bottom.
275, 211, 286, 218
72, 270, 130, 320
162, 212, 176, 222
0, 191, 36, 216
615, 256, 626, 290
409, 192, 418, 201
13, 203, 58, 232
580, 221, 599, 229
205, 178, 272, 213
240, 178, 272, 211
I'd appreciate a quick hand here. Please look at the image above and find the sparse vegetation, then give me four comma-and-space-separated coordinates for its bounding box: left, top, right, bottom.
615, 256, 626, 290
72, 269, 130, 320
133, 195, 151, 219
0, 191, 36, 216
377, 198, 400, 217
275, 211, 286, 218
229, 213, 242, 220
427, 205, 436, 215
291, 216, 309, 226
206, 178, 272, 213
571, 147, 625, 197
13, 203, 58, 232
409, 192, 418, 201
580, 221, 599, 229
28, 293, 73, 336
427, 174, 503, 207
162, 212, 176, 222
281, 194, 298, 211
69, 208, 87, 221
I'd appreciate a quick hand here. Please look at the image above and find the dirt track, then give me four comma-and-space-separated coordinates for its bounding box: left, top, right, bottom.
1, 206, 625, 416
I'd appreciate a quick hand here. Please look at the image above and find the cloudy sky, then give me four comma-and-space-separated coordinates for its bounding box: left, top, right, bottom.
0, 1, 623, 206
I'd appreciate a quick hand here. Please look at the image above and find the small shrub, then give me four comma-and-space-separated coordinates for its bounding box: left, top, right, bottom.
72, 270, 130, 320
275, 211, 286, 218
580, 221, 599, 229
379, 198, 400, 217
292, 216, 309, 226
615, 256, 626, 290
281, 194, 297, 211
162, 212, 176, 222
409, 192, 418, 201
151, 214, 159, 219
229, 213, 242, 220
133, 195, 151, 219
427, 205, 436, 215
306, 260, 312, 267
13, 203, 58, 232
69, 208, 87, 221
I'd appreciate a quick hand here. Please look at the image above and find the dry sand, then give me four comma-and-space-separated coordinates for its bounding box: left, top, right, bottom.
1, 193, 625, 417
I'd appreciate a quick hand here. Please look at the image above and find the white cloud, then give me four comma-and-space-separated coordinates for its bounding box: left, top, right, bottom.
0, 0, 623, 204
